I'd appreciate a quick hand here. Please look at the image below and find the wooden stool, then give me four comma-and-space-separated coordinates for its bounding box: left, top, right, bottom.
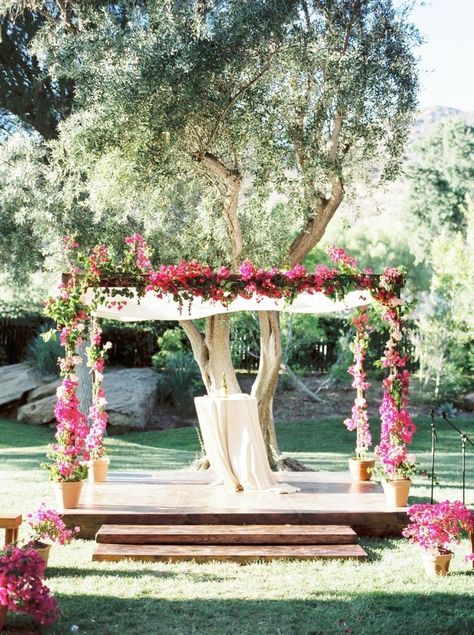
0, 513, 22, 545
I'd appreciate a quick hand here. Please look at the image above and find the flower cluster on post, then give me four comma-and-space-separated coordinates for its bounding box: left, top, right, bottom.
0, 544, 59, 625
43, 282, 90, 482
26, 504, 80, 546
373, 269, 417, 480
343, 307, 372, 459
43, 244, 112, 480
403, 501, 474, 558
85, 321, 111, 460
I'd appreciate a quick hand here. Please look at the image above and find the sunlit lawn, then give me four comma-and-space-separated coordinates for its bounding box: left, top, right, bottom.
1, 416, 473, 634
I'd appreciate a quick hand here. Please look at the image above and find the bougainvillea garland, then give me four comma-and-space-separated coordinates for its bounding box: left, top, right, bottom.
43, 282, 89, 482
343, 306, 372, 459
85, 320, 111, 460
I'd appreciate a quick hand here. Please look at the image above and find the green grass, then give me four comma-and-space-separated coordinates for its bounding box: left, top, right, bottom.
1, 416, 474, 634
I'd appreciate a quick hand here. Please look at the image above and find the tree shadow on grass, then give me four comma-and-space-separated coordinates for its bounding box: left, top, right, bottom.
360, 538, 400, 561
39, 592, 474, 635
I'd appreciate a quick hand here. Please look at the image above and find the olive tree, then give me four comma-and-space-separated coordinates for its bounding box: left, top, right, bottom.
0, 0, 419, 467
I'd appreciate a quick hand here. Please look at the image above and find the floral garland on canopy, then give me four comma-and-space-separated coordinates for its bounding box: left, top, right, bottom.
43, 235, 416, 483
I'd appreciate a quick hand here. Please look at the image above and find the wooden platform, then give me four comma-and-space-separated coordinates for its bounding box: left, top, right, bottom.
63, 470, 409, 539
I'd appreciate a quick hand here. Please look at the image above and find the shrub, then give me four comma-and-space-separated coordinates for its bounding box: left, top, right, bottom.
152, 328, 190, 370
157, 351, 203, 413
26, 327, 63, 377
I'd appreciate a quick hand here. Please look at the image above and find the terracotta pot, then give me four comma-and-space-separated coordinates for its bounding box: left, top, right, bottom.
32, 542, 51, 567
0, 604, 7, 631
54, 480, 84, 509
89, 457, 110, 483
382, 478, 411, 507
421, 551, 453, 577
348, 458, 375, 482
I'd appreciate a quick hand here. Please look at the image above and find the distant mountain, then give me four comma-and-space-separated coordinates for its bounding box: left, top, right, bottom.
412, 105, 474, 140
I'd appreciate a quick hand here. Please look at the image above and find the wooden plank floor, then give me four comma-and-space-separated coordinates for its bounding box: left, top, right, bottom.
63, 470, 409, 538
92, 543, 368, 563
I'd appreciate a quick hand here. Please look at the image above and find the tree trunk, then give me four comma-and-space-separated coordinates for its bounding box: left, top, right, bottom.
251, 311, 283, 469
251, 311, 311, 471
180, 314, 241, 394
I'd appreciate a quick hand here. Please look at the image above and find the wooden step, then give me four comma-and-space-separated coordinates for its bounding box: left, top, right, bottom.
92, 543, 368, 563
95, 524, 358, 545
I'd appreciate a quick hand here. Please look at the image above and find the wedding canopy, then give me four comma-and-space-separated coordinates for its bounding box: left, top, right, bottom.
44, 237, 417, 488
84, 288, 373, 321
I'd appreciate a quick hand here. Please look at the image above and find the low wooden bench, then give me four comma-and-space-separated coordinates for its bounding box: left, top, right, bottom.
0, 513, 22, 545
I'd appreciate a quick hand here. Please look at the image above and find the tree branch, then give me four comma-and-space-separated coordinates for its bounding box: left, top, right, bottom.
207, 49, 278, 146
193, 151, 243, 269
289, 176, 344, 266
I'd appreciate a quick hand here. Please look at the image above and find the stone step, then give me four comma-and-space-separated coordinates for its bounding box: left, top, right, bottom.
92, 542, 368, 563
95, 524, 358, 545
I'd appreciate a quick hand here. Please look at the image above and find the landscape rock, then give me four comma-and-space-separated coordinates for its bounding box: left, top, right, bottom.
27, 379, 61, 403
17, 394, 57, 425
13, 367, 161, 430
463, 393, 474, 412
0, 363, 41, 408
103, 368, 161, 431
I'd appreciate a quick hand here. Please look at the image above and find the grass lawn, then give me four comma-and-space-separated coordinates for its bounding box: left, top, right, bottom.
1, 416, 473, 634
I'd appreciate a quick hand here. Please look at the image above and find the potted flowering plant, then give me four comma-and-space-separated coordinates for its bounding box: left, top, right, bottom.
26, 504, 80, 567
403, 500, 474, 576
0, 544, 59, 629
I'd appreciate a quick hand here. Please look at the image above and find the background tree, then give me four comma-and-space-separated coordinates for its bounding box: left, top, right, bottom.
406, 120, 474, 400
0, 0, 419, 466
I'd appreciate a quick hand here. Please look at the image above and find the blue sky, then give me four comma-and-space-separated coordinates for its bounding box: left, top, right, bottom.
406, 0, 474, 111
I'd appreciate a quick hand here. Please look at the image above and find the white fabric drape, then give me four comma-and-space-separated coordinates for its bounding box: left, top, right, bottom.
83, 289, 372, 321
194, 394, 299, 494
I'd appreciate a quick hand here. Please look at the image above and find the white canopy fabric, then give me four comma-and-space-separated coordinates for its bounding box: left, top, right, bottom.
83, 288, 373, 321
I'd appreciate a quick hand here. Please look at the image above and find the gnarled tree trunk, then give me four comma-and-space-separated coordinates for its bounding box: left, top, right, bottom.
250, 311, 283, 469
180, 314, 241, 394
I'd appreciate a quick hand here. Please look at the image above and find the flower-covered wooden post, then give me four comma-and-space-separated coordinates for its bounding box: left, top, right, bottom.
344, 307, 374, 481
43, 280, 90, 509
86, 318, 112, 481
374, 269, 417, 506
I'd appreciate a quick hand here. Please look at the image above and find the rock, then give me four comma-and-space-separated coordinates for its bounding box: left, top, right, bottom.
15, 367, 160, 430
103, 368, 160, 431
27, 379, 61, 403
0, 363, 41, 408
463, 393, 474, 411
17, 394, 57, 425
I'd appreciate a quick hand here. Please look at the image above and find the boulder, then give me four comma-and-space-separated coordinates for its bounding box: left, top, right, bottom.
103, 368, 160, 431
26, 379, 61, 403
17, 394, 57, 425
463, 393, 474, 412
0, 363, 41, 408
15, 367, 160, 430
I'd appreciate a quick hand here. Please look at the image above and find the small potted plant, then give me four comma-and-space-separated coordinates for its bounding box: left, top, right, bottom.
345, 396, 374, 482
403, 500, 474, 576
0, 544, 59, 629
88, 443, 110, 482
26, 504, 80, 567
43, 452, 88, 509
